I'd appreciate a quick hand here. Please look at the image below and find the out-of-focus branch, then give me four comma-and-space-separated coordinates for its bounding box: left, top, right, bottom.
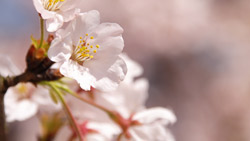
0, 92, 5, 141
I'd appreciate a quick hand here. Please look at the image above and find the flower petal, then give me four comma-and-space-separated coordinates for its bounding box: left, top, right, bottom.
33, 0, 43, 14
58, 8, 80, 22
128, 123, 175, 141
133, 107, 176, 125
86, 56, 127, 91
120, 53, 143, 82
88, 23, 124, 60
46, 14, 64, 32
60, 0, 82, 11
59, 60, 96, 91
48, 30, 73, 62
4, 91, 38, 122
71, 10, 101, 45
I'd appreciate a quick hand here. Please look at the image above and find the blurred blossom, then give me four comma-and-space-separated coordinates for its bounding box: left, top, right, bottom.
65, 55, 176, 140
4, 83, 60, 122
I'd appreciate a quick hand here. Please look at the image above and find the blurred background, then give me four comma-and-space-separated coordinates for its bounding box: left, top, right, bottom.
1, 0, 250, 141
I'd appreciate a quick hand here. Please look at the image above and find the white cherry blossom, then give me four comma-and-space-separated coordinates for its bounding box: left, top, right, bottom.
33, 0, 81, 32
48, 10, 127, 91
4, 83, 61, 122
68, 55, 176, 141
93, 78, 176, 141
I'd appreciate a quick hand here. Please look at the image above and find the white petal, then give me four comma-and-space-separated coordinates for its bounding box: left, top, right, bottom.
88, 23, 124, 60
5, 100, 38, 122
133, 107, 176, 125
33, 0, 55, 19
46, 14, 64, 32
87, 122, 120, 140
120, 78, 149, 113
4, 83, 39, 122
120, 53, 143, 82
87, 56, 127, 91
128, 124, 175, 141
48, 30, 73, 62
71, 10, 100, 44
60, 0, 82, 11
60, 60, 96, 91
32, 0, 44, 14
59, 8, 80, 22
96, 78, 149, 118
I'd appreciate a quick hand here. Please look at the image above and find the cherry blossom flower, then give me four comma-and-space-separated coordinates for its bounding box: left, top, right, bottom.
68, 55, 176, 141
4, 83, 61, 122
33, 0, 81, 32
70, 78, 176, 141
48, 10, 127, 91
120, 107, 176, 141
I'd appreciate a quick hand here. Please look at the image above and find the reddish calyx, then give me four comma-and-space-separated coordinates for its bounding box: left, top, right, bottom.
109, 112, 141, 140
69, 121, 98, 141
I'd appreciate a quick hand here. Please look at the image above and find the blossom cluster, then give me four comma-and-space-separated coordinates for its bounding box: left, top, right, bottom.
1, 0, 176, 141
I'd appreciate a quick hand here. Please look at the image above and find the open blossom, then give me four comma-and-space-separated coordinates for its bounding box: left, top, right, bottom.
67, 55, 176, 141
119, 107, 176, 141
70, 78, 176, 141
93, 77, 176, 141
33, 0, 81, 32
48, 10, 127, 91
4, 83, 61, 122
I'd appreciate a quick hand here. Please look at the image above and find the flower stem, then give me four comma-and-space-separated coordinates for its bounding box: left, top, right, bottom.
38, 16, 44, 48
50, 85, 83, 141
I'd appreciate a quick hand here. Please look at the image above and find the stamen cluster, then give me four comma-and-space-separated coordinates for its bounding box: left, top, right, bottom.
42, 0, 65, 11
72, 34, 100, 63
